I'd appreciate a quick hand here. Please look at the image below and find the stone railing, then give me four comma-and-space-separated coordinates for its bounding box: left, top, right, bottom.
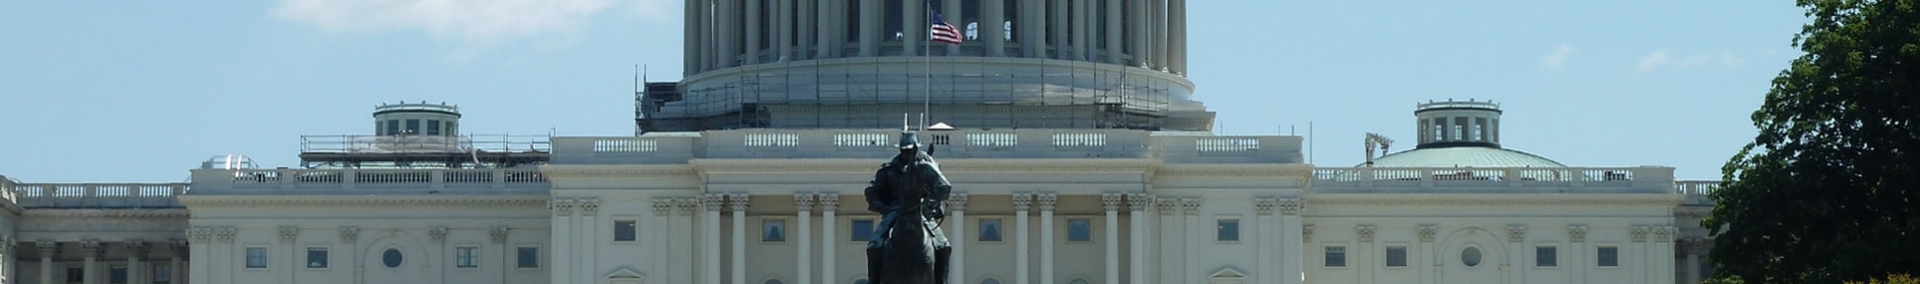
189, 168, 548, 194
10, 183, 189, 209
1676, 180, 1719, 205
1309, 167, 1676, 193
552, 129, 1304, 164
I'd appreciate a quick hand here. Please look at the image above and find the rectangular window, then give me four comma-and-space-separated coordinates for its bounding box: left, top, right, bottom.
427, 119, 441, 135
109, 265, 126, 284
245, 247, 268, 268
307, 247, 329, 268
1325, 246, 1347, 267
979, 219, 1003, 241
1217, 219, 1241, 241
852, 219, 876, 242
386, 120, 400, 136
615, 220, 638, 242
1537, 246, 1558, 267
517, 247, 540, 268
457, 247, 479, 268
1067, 218, 1091, 242
1386, 246, 1408, 267
1597, 246, 1619, 267
763, 219, 787, 242
405, 119, 421, 134
154, 265, 171, 283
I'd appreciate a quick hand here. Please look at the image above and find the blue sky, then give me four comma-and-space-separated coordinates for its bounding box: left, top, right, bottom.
0, 1, 1804, 182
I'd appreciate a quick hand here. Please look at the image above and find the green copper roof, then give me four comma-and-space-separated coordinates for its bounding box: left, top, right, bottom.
1364, 146, 1566, 168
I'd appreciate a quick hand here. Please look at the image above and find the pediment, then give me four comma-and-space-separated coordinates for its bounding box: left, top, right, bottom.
606, 267, 645, 284
1208, 267, 1247, 279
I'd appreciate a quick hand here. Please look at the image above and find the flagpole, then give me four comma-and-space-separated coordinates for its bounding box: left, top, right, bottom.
921, 0, 932, 132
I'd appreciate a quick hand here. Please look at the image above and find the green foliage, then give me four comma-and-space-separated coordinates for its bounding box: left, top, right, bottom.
1846, 274, 1920, 284
1705, 0, 1920, 283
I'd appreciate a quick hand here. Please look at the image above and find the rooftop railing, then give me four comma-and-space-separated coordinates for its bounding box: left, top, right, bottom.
300, 134, 551, 154
1677, 180, 1719, 205
189, 168, 549, 194
10, 183, 188, 209
1309, 167, 1676, 193
552, 129, 1304, 164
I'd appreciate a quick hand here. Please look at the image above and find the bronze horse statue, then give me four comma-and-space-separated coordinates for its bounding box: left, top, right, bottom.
865, 132, 952, 284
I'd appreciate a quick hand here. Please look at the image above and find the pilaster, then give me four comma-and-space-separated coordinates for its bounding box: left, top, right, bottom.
795, 193, 816, 284
729, 194, 749, 284
1101, 193, 1122, 284
1012, 193, 1032, 284
1037, 193, 1057, 284
946, 193, 969, 284
818, 194, 839, 284
1125, 193, 1149, 284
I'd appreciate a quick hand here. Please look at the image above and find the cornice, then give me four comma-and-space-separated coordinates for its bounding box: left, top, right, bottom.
1306, 193, 1684, 207
20, 209, 190, 218
538, 164, 697, 178
178, 195, 550, 208
690, 158, 1163, 175
1155, 163, 1313, 177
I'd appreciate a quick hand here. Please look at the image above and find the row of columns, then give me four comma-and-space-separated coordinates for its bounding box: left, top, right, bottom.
50, 238, 190, 284
683, 0, 1188, 75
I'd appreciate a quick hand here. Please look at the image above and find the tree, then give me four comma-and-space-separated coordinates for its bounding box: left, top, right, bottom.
1705, 0, 1920, 283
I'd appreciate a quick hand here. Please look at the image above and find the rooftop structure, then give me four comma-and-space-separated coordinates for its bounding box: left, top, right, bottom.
298, 101, 550, 169
640, 0, 1213, 132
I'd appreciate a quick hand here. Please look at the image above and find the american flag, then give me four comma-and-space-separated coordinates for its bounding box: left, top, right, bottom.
930, 9, 963, 45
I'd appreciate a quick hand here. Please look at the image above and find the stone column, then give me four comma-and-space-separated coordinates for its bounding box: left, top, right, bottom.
1684, 238, 1701, 284
653, 199, 678, 284
1126, 194, 1149, 284
943, 0, 961, 56
1022, 0, 1044, 58
946, 193, 969, 284
745, 0, 761, 64
982, 0, 1004, 57
171, 241, 186, 284
679, 199, 701, 284
1011, 193, 1032, 284
1072, 0, 1090, 60
1255, 198, 1275, 284
1127, 0, 1147, 66
815, 0, 833, 59
1508, 224, 1528, 284
1104, 0, 1122, 63
1182, 198, 1201, 283
1168, 0, 1186, 74
1657, 226, 1677, 284
1417, 224, 1438, 284
1357, 225, 1377, 284
1280, 199, 1305, 284
703, 194, 726, 284
1037, 193, 1057, 284
859, 0, 881, 57
1154, 199, 1179, 284
127, 240, 147, 284
36, 241, 53, 284
1569, 225, 1588, 283
685, 0, 701, 74
777, 0, 793, 61
795, 194, 815, 284
717, 0, 737, 68
1150, 0, 1167, 70
820, 195, 839, 284
1048, 0, 1066, 59
904, 0, 923, 56
81, 240, 99, 284
731, 194, 749, 284
550, 199, 575, 284
1101, 193, 1121, 284
580, 199, 602, 284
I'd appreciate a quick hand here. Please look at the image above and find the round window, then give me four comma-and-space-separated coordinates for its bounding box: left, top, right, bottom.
1461, 247, 1483, 267
382, 248, 404, 268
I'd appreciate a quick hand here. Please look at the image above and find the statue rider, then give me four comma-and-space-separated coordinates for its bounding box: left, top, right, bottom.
865, 132, 954, 284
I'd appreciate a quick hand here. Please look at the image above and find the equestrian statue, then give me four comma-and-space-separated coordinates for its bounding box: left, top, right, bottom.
864, 131, 954, 284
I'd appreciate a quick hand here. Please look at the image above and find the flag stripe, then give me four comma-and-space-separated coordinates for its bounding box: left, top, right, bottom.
930, 9, 963, 45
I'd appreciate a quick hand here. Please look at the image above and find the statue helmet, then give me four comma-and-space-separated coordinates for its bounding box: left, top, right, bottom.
898, 132, 920, 150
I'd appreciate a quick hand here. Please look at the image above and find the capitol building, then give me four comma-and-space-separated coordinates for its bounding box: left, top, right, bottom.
0, 1, 1721, 284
